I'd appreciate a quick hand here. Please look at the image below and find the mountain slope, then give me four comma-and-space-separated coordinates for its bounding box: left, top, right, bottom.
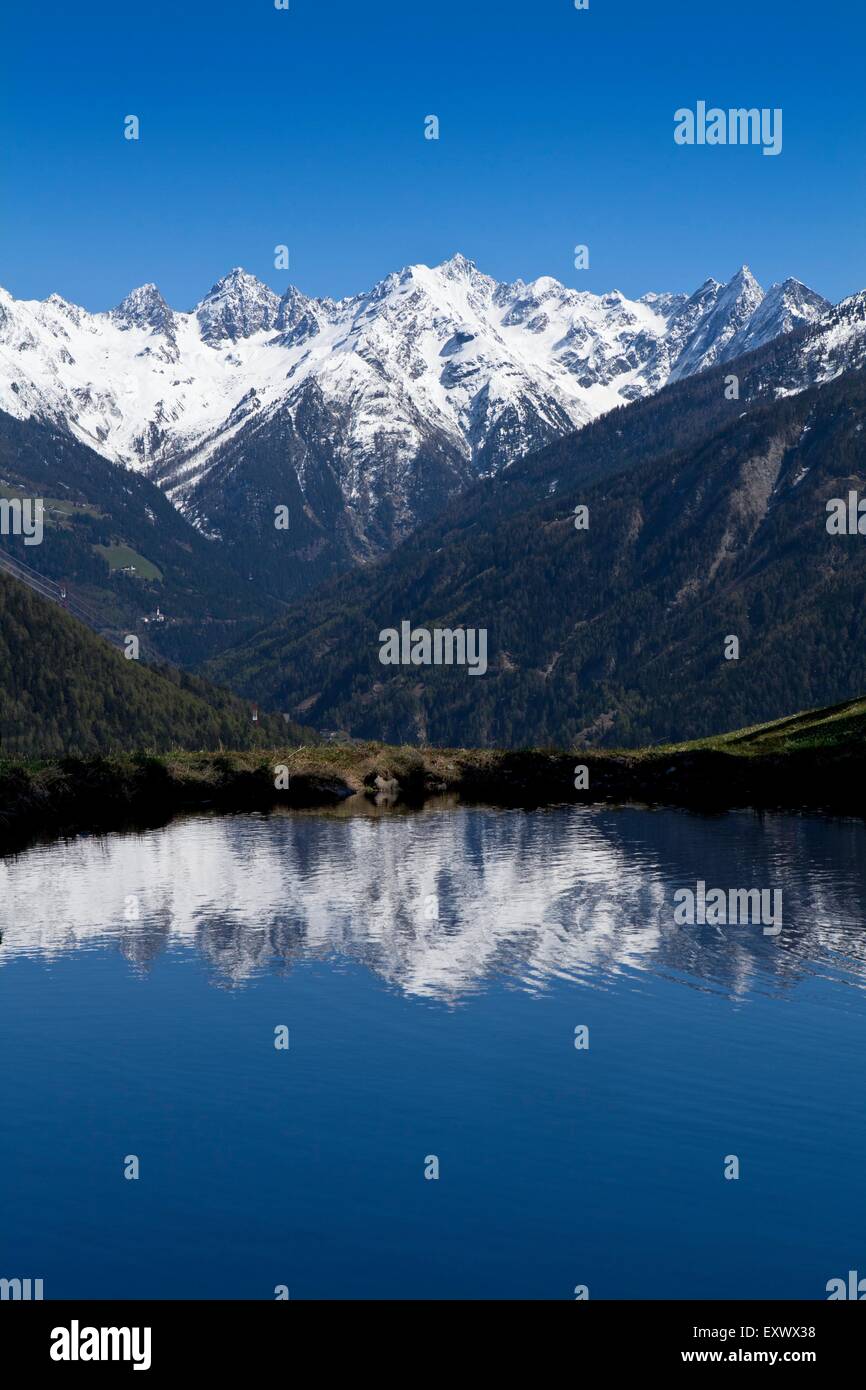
206, 346, 866, 749
0, 570, 297, 756
0, 410, 282, 665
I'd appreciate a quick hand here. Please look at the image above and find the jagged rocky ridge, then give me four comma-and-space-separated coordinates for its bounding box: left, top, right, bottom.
0, 258, 842, 597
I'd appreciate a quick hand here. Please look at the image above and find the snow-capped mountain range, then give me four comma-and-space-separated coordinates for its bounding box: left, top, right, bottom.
0, 254, 862, 580
0, 256, 831, 472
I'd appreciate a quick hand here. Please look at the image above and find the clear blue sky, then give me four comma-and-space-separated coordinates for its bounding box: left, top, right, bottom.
1, 0, 863, 309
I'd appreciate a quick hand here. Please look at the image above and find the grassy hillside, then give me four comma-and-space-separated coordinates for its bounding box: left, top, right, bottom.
0, 570, 305, 755
669, 695, 866, 756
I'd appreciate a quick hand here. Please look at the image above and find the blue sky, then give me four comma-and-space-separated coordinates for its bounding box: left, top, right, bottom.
1, 0, 863, 309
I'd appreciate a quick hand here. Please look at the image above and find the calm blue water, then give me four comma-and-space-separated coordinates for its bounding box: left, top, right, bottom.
1, 801, 865, 1300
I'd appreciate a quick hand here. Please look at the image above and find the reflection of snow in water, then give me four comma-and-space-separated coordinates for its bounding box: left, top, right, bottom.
1, 804, 865, 1001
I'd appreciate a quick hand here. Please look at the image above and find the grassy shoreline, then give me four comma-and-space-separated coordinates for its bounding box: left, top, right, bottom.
1, 694, 864, 847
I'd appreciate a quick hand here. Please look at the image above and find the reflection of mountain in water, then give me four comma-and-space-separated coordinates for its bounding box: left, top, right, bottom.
1, 805, 865, 1001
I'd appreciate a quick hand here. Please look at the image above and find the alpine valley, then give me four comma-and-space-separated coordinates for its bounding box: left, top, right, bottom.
1, 254, 865, 749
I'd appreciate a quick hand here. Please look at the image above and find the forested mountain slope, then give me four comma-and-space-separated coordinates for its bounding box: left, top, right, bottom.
0, 571, 296, 756
208, 358, 866, 748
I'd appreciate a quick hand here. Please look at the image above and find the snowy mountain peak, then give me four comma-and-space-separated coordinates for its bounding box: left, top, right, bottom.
111, 283, 175, 336
530, 274, 563, 293
771, 278, 832, 315
203, 266, 264, 294
720, 265, 763, 306
726, 277, 831, 360
274, 284, 322, 346
438, 252, 480, 278
41, 292, 84, 325
195, 267, 280, 344
667, 266, 766, 380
